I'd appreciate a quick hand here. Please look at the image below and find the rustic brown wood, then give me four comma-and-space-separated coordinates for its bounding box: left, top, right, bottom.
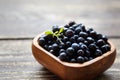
32, 34, 116, 80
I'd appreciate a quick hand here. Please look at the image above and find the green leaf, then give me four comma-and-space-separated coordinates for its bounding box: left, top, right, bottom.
45, 31, 53, 35
59, 27, 64, 34
54, 31, 59, 35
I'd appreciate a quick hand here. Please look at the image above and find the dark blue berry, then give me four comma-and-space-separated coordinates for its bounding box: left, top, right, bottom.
52, 25, 59, 32
64, 25, 69, 28
75, 27, 82, 34
87, 28, 93, 33
58, 52, 67, 61
70, 58, 76, 63
84, 57, 89, 61
65, 41, 71, 47
88, 43, 97, 52
48, 45, 52, 51
71, 43, 80, 51
77, 37, 85, 43
39, 37, 46, 46
77, 56, 85, 63
90, 31, 97, 38
74, 35, 79, 40
94, 49, 102, 57
69, 27, 75, 31
101, 45, 108, 53
59, 43, 65, 49
80, 44, 88, 51
102, 35, 108, 42
86, 37, 95, 44
97, 39, 105, 47
85, 50, 91, 57
105, 44, 111, 51
69, 36, 75, 43
79, 32, 88, 38
77, 49, 84, 56
66, 47, 75, 56
59, 49, 65, 53
52, 43, 59, 51
69, 21, 76, 26
65, 29, 74, 37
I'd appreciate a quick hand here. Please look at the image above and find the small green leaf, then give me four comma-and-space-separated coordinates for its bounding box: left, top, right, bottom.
54, 31, 59, 35
59, 27, 64, 34
45, 31, 53, 35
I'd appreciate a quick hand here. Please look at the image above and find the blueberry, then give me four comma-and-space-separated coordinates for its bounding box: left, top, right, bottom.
77, 56, 85, 63
80, 44, 88, 51
70, 58, 76, 63
79, 42, 85, 46
84, 40, 89, 45
71, 43, 80, 51
52, 43, 59, 51
59, 49, 65, 53
97, 39, 105, 47
74, 35, 79, 40
88, 43, 97, 52
64, 25, 69, 28
49, 49, 54, 54
77, 37, 85, 43
84, 57, 89, 61
58, 52, 67, 61
97, 33, 102, 39
101, 45, 108, 53
44, 45, 49, 50
87, 28, 93, 33
79, 32, 88, 38
105, 44, 111, 51
65, 29, 74, 37
69, 36, 75, 43
69, 27, 75, 31
102, 35, 108, 42
65, 41, 72, 47
90, 31, 97, 38
59, 43, 65, 49
85, 50, 91, 57
94, 49, 102, 57
48, 45, 52, 51
66, 47, 75, 56
75, 27, 82, 34
38, 37, 46, 46
86, 37, 95, 44
62, 36, 68, 42
52, 25, 59, 32
80, 24, 86, 32
69, 21, 76, 26
77, 49, 84, 56
89, 57, 93, 60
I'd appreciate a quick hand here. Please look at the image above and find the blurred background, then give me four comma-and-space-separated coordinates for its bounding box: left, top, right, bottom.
0, 0, 120, 80
0, 0, 119, 38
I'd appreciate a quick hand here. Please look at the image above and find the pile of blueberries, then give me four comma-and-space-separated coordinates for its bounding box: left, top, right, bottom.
39, 21, 111, 63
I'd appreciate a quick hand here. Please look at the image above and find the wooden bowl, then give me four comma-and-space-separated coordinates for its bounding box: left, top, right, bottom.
32, 34, 116, 80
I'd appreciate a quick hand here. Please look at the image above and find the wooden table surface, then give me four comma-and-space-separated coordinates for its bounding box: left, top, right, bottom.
0, 0, 120, 80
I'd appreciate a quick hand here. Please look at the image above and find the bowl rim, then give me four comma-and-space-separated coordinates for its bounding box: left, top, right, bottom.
32, 33, 116, 68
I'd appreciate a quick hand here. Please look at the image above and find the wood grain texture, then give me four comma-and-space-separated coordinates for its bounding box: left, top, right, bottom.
0, 39, 119, 80
0, 0, 120, 38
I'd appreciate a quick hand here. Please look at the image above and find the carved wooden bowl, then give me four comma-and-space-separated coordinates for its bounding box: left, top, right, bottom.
32, 34, 116, 80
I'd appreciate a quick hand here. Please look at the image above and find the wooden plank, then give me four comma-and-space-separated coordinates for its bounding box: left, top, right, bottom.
0, 39, 120, 80
0, 0, 120, 38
